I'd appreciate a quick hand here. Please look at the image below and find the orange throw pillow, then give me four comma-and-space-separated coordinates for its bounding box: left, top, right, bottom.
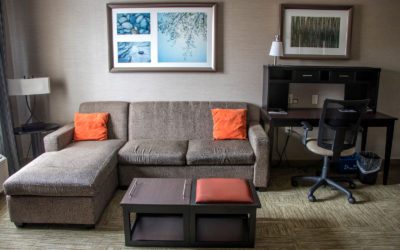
211, 109, 247, 140
74, 113, 109, 141
196, 178, 254, 203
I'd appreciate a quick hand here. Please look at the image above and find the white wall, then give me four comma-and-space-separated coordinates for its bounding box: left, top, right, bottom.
5, 0, 400, 160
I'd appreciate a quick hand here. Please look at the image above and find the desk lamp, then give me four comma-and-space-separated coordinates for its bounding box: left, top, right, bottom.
269, 35, 283, 65
7, 77, 50, 131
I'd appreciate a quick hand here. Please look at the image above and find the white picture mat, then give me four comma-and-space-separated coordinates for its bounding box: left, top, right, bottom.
112, 7, 215, 68
283, 9, 350, 56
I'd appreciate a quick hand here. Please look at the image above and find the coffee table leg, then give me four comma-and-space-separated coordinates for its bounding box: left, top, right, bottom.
123, 208, 131, 245
248, 210, 257, 247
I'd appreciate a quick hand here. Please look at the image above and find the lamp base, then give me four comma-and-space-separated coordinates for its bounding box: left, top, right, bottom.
21, 122, 46, 132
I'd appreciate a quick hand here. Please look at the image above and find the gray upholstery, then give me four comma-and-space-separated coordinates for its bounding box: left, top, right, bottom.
79, 101, 129, 140
7, 168, 118, 225
4, 101, 269, 227
44, 123, 74, 152
119, 164, 254, 187
248, 122, 269, 188
129, 101, 249, 140
186, 139, 255, 165
118, 139, 188, 165
4, 139, 125, 196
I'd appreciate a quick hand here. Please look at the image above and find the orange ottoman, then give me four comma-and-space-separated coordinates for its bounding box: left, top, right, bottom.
196, 178, 254, 203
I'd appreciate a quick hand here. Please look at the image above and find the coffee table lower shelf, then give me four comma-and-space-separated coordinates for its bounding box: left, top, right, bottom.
132, 214, 184, 241
121, 178, 260, 248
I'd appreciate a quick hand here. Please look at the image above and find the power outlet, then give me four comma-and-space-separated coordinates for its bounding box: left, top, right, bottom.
312, 95, 319, 105
284, 127, 291, 134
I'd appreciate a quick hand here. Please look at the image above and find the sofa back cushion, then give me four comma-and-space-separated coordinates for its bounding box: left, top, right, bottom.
79, 102, 129, 140
129, 101, 258, 140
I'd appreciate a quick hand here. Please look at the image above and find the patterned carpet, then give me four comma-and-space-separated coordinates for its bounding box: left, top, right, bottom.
0, 164, 400, 249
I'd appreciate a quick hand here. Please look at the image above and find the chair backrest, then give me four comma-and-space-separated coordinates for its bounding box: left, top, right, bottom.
318, 99, 369, 161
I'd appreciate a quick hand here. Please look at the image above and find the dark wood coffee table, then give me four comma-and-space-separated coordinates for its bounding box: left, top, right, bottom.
121, 178, 261, 247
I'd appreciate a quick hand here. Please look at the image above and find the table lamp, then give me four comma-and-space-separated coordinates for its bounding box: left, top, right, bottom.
269, 35, 283, 66
7, 77, 51, 131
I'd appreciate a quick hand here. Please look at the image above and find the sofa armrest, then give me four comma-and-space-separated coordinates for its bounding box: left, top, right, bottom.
44, 123, 75, 152
248, 122, 269, 189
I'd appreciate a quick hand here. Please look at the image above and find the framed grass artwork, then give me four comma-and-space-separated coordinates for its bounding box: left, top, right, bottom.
107, 3, 217, 72
280, 5, 353, 59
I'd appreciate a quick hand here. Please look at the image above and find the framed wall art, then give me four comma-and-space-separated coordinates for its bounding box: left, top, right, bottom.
107, 3, 217, 72
280, 5, 353, 59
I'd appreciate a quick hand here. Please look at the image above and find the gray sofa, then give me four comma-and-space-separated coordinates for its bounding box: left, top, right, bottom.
3, 101, 269, 226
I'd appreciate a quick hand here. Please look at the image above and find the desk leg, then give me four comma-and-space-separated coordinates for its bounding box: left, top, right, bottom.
31, 133, 44, 158
383, 122, 395, 185
361, 126, 368, 151
268, 125, 274, 165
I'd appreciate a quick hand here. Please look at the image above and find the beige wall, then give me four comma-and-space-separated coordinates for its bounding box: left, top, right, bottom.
5, 0, 400, 160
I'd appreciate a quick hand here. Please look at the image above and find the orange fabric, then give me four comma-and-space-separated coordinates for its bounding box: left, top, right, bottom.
74, 113, 109, 141
196, 178, 254, 203
211, 109, 247, 140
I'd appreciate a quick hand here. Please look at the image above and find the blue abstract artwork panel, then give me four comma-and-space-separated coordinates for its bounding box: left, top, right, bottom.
117, 13, 150, 35
118, 42, 151, 63
158, 12, 207, 62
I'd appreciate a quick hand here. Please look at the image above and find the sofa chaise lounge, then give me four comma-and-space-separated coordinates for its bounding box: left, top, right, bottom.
3, 101, 269, 226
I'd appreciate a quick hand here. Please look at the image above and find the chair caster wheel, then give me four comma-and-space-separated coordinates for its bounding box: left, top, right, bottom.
308, 195, 316, 202
348, 197, 356, 204
349, 183, 356, 189
291, 180, 298, 187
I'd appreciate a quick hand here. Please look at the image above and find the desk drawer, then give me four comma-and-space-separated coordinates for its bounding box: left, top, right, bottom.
331, 71, 354, 82
293, 70, 320, 82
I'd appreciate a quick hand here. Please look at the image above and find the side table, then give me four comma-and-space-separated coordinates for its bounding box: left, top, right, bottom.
14, 123, 60, 158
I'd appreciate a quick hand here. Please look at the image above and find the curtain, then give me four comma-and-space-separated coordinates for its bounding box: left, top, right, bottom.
0, 0, 19, 175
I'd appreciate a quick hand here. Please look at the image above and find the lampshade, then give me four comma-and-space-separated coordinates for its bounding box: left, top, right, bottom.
7, 77, 50, 96
269, 41, 283, 57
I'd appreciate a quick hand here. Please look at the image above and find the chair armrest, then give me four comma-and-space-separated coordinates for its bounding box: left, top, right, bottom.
248, 122, 269, 188
43, 123, 74, 152
301, 121, 313, 146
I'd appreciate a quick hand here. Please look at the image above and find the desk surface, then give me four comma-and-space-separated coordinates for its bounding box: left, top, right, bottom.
14, 123, 60, 135
261, 108, 397, 127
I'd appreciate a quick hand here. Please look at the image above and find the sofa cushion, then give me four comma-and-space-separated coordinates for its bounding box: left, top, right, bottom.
186, 139, 255, 165
3, 139, 125, 197
118, 140, 188, 165
79, 101, 129, 140
129, 102, 248, 140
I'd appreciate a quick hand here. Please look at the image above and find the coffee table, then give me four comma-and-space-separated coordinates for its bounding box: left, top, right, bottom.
120, 178, 261, 247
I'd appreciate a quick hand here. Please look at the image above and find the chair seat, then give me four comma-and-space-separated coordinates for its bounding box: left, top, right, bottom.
306, 139, 355, 157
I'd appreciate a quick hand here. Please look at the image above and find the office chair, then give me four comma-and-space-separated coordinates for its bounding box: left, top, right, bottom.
291, 99, 369, 204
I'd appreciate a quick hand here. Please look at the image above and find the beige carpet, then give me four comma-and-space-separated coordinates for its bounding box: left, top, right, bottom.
1, 165, 400, 249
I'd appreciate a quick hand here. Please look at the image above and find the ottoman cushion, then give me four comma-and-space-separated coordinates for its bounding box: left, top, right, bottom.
195, 178, 254, 203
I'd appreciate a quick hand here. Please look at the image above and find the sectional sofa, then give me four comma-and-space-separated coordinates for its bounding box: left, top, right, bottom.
3, 101, 269, 226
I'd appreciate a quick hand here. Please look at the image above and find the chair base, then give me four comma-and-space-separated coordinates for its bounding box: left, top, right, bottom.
291, 156, 357, 204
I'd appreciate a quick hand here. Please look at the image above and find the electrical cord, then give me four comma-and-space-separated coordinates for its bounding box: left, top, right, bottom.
24, 95, 40, 125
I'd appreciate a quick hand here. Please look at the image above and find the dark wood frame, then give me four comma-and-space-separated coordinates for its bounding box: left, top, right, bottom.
120, 178, 261, 247
107, 3, 217, 72
280, 4, 353, 59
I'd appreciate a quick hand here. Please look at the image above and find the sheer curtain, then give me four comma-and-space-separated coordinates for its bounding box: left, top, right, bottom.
0, 0, 19, 175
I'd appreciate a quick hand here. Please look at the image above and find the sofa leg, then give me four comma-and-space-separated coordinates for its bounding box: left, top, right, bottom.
256, 187, 268, 192
14, 222, 25, 228
85, 224, 95, 229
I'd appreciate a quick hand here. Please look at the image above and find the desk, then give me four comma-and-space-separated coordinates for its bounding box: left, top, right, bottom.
261, 108, 397, 185
14, 123, 60, 158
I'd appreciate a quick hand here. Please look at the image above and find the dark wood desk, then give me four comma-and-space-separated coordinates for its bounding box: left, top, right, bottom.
261, 108, 397, 185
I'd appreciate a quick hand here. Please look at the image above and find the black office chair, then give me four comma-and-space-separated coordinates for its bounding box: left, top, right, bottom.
291, 99, 369, 204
